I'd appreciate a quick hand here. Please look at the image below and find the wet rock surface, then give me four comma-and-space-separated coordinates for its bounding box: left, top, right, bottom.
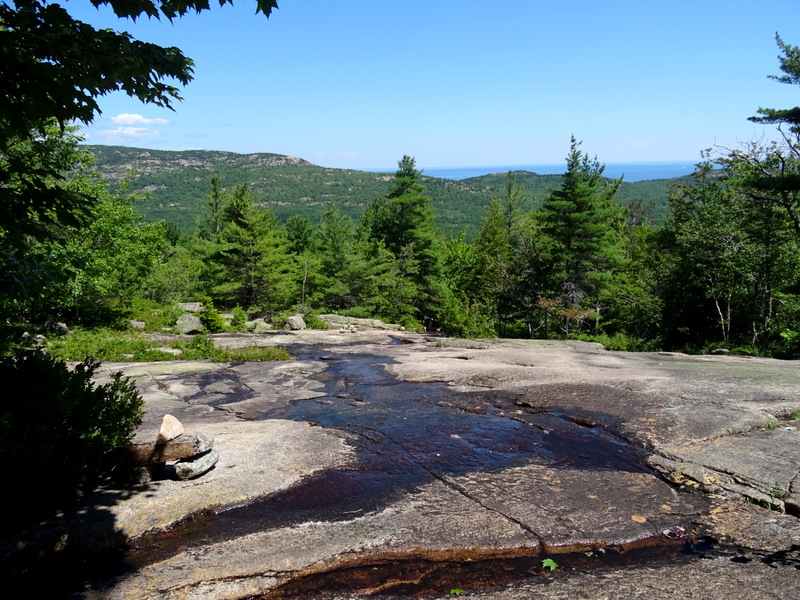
4, 331, 800, 599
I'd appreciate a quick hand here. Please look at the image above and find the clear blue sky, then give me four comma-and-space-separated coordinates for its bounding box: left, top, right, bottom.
69, 0, 800, 169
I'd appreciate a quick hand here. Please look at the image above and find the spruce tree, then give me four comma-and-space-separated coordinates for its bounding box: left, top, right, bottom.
539, 137, 623, 332
362, 155, 444, 319
211, 183, 294, 310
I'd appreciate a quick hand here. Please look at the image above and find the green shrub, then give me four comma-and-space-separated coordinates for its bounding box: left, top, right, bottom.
230, 305, 247, 331
571, 333, 655, 352
339, 306, 373, 319
131, 348, 182, 361
197, 296, 227, 333
303, 312, 329, 330
171, 334, 291, 362
0, 351, 143, 533
776, 329, 800, 359
46, 328, 156, 361
173, 334, 221, 360
398, 315, 423, 332
127, 298, 184, 332
270, 310, 289, 330
225, 346, 291, 361
47, 329, 292, 364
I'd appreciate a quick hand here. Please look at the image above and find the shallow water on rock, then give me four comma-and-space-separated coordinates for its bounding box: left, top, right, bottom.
124, 351, 667, 573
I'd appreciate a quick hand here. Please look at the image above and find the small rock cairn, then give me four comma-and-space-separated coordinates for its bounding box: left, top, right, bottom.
121, 414, 219, 482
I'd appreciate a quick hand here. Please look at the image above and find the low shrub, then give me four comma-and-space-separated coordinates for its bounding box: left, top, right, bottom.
225, 346, 291, 362
339, 306, 373, 319
570, 333, 656, 352
775, 329, 800, 359
127, 298, 184, 332
46, 328, 156, 361
197, 296, 227, 333
0, 351, 143, 532
303, 312, 329, 330
230, 306, 248, 331
46, 330, 292, 363
171, 335, 291, 362
176, 333, 222, 360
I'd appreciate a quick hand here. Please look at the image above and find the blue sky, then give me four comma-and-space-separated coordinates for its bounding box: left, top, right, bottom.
69, 0, 800, 169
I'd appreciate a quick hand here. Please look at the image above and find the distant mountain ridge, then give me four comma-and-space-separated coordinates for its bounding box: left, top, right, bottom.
84, 145, 683, 234
89, 146, 314, 183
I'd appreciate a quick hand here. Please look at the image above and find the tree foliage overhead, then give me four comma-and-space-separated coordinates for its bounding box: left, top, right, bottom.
0, 1, 279, 263
0, 0, 278, 143
743, 35, 800, 196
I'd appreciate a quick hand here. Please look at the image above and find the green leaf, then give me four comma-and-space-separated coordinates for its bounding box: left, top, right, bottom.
541, 558, 559, 571
450, 589, 464, 596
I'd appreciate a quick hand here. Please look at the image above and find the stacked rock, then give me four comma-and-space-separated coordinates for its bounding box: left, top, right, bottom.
122, 414, 219, 482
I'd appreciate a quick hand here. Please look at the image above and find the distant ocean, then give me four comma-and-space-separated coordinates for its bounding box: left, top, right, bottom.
365, 161, 699, 183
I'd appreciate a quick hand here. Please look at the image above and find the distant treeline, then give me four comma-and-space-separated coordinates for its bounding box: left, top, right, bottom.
85, 145, 682, 236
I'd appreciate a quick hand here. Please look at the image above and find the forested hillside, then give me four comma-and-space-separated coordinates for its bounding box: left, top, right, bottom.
85, 145, 680, 235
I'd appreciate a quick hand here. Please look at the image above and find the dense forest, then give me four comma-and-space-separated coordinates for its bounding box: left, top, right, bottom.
84, 144, 681, 235
4, 127, 800, 358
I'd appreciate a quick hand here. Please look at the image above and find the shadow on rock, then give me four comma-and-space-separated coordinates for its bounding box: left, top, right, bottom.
0, 483, 157, 598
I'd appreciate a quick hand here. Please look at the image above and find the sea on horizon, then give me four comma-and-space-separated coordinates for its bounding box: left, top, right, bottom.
365, 160, 700, 183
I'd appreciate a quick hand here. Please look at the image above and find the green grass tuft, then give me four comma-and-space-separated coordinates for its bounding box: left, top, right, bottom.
46, 330, 290, 363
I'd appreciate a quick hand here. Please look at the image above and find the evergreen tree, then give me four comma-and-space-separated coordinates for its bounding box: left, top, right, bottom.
468, 172, 532, 334
749, 34, 800, 135
741, 35, 800, 212
315, 203, 359, 309
204, 174, 225, 238
538, 137, 624, 333
210, 183, 295, 311
284, 215, 315, 255
362, 155, 444, 319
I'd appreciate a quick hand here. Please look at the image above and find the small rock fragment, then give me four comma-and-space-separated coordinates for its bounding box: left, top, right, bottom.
175, 449, 220, 480
158, 414, 184, 443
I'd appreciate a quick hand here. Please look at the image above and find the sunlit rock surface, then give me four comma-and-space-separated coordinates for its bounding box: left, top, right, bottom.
4, 331, 799, 599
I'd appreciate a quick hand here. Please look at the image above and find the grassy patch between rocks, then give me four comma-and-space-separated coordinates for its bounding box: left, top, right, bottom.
46, 330, 290, 362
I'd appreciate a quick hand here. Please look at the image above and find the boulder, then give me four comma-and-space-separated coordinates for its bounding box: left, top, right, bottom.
51, 321, 69, 336
285, 314, 306, 330
246, 318, 272, 333
176, 302, 204, 313
175, 449, 220, 480
129, 320, 146, 330
176, 313, 203, 334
